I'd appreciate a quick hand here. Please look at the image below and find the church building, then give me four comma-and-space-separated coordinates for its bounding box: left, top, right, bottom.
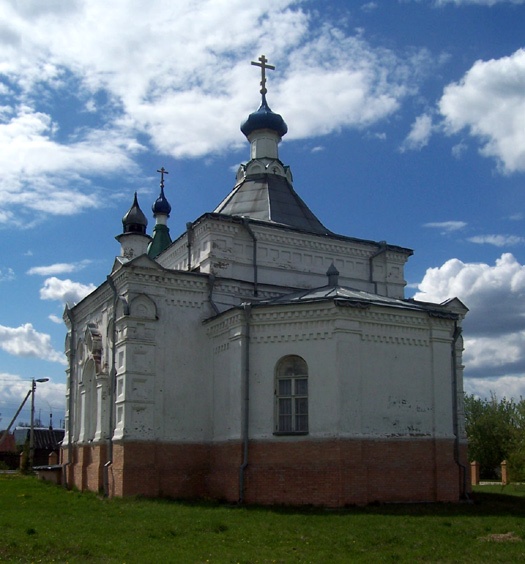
62, 57, 469, 506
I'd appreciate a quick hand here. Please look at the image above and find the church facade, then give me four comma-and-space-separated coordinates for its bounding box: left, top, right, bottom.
62, 57, 469, 505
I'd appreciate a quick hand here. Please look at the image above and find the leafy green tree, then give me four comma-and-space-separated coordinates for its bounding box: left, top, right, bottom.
464, 393, 521, 479
507, 399, 525, 481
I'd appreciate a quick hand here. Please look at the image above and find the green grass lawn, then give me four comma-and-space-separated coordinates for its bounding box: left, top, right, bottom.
1, 474, 524, 563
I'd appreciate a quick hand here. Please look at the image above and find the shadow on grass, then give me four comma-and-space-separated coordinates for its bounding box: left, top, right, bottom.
152, 484, 525, 519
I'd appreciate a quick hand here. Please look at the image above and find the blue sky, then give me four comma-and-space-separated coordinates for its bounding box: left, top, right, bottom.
2, 0, 525, 427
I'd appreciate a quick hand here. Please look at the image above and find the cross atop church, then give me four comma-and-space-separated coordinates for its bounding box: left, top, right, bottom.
251, 55, 275, 96
157, 167, 169, 189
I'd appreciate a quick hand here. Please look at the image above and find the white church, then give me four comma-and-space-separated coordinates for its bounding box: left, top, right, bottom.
62, 57, 469, 506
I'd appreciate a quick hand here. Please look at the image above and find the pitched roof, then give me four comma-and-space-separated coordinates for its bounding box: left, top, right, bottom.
257, 284, 461, 318
13, 428, 65, 449
213, 173, 331, 235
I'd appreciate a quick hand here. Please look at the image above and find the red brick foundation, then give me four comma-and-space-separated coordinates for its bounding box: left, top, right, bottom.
62, 437, 468, 506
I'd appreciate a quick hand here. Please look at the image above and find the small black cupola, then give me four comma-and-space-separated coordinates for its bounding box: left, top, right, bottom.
327, 263, 340, 287
122, 192, 148, 235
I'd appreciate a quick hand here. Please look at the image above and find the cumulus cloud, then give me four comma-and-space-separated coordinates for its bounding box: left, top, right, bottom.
439, 48, 525, 173
0, 0, 432, 225
27, 260, 92, 276
0, 106, 142, 226
39, 277, 96, 306
48, 314, 64, 325
414, 253, 525, 379
0, 372, 66, 425
464, 376, 525, 401
0, 323, 65, 364
401, 113, 433, 151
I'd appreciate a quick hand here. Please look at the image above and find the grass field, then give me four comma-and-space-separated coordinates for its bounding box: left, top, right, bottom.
1, 474, 524, 563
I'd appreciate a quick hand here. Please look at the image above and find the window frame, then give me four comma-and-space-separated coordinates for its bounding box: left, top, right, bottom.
274, 355, 309, 436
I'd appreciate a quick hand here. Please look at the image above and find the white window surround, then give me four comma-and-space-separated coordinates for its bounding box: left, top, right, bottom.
274, 355, 308, 435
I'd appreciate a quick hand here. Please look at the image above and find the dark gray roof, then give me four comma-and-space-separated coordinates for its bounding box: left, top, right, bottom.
14, 428, 65, 449
214, 173, 331, 235
257, 284, 459, 317
122, 192, 148, 234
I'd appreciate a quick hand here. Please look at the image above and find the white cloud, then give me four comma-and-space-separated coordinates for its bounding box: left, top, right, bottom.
0, 372, 66, 425
451, 141, 468, 159
401, 113, 433, 151
0, 323, 65, 364
436, 0, 525, 5
467, 234, 525, 246
414, 253, 525, 381
0, 0, 431, 224
0, 106, 142, 225
423, 220, 467, 233
361, 2, 378, 12
464, 333, 525, 373
465, 376, 525, 401
439, 48, 525, 173
0, 268, 15, 282
27, 260, 92, 276
48, 314, 63, 325
40, 277, 96, 306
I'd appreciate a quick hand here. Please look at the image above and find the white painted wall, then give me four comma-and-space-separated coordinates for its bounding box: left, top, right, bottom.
157, 217, 410, 300
64, 221, 463, 454
207, 301, 461, 443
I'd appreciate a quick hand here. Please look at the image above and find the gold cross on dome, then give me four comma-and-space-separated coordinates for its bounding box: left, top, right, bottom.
251, 55, 275, 96
157, 167, 169, 189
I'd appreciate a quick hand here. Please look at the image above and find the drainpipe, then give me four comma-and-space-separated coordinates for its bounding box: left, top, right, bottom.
64, 306, 76, 488
105, 276, 119, 497
369, 241, 387, 294
241, 218, 258, 297
239, 303, 251, 504
186, 222, 194, 271
451, 321, 469, 500
207, 274, 220, 316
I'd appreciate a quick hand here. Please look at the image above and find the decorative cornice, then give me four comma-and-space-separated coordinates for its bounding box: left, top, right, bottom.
129, 271, 208, 293
206, 311, 243, 337
206, 300, 440, 346
361, 333, 429, 347
252, 330, 332, 344
213, 342, 230, 355
164, 297, 204, 309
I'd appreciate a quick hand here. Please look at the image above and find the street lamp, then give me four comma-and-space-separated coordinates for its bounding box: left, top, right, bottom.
29, 378, 50, 471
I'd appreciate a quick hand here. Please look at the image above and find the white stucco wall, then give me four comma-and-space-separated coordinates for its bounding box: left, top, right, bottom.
157, 217, 410, 299
65, 246, 462, 454
207, 301, 460, 444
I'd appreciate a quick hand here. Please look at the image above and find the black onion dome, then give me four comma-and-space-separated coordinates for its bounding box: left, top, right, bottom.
152, 186, 171, 216
241, 96, 288, 138
122, 192, 148, 234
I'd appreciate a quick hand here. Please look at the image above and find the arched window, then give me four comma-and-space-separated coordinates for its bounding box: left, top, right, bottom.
79, 359, 96, 442
275, 355, 308, 434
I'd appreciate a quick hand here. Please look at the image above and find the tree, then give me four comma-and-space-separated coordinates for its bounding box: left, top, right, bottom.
465, 393, 525, 480
508, 399, 525, 481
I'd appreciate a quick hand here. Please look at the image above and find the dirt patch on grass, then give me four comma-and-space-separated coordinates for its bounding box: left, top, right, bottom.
479, 532, 522, 543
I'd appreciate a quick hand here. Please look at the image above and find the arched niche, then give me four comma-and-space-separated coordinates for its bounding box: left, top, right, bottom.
129, 293, 158, 320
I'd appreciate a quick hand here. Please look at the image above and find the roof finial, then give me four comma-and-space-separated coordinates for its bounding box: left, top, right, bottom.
157, 167, 169, 190
251, 55, 275, 97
